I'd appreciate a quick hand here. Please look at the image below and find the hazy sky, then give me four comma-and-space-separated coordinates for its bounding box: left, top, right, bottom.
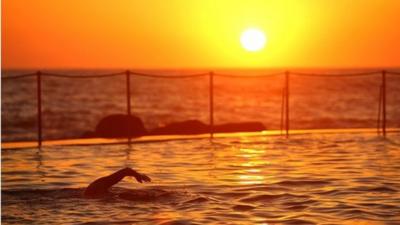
2, 0, 400, 69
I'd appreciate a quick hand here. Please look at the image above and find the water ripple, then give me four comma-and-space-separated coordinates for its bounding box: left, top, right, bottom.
2, 132, 400, 224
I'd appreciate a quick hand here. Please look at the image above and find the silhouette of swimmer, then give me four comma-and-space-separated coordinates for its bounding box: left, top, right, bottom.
84, 167, 154, 200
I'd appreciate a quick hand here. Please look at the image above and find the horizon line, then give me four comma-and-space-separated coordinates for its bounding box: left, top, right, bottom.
2, 66, 400, 72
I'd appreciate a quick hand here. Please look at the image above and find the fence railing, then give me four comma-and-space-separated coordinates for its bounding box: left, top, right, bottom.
3, 69, 400, 147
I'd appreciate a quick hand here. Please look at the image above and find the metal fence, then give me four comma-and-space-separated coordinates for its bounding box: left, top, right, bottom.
2, 69, 400, 146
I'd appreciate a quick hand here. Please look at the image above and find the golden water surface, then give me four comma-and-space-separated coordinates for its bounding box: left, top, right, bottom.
2, 132, 400, 224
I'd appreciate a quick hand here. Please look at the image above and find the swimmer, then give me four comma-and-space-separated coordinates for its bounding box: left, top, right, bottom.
84, 167, 151, 199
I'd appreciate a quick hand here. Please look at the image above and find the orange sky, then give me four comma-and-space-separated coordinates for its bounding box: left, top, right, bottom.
2, 0, 400, 69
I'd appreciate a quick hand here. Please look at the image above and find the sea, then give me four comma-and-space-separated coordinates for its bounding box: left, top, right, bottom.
2, 132, 400, 224
2, 69, 400, 224
2, 69, 400, 141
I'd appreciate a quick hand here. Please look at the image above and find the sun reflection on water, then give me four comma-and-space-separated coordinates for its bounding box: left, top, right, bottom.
235, 148, 270, 185
3, 132, 400, 224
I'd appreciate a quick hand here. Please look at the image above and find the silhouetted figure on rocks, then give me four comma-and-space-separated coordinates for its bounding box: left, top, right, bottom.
84, 167, 152, 199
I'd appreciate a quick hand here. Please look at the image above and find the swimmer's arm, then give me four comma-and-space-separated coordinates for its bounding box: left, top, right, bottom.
84, 167, 151, 198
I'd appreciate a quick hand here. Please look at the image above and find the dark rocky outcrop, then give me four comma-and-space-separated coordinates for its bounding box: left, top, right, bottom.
82, 116, 266, 139
81, 131, 97, 138
94, 114, 147, 138
149, 120, 266, 135
150, 120, 209, 135
214, 122, 265, 133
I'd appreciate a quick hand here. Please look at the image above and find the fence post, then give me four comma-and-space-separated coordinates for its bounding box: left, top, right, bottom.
280, 86, 285, 136
126, 70, 132, 144
37, 71, 43, 147
209, 71, 214, 139
126, 70, 131, 116
377, 85, 382, 135
382, 70, 386, 137
285, 71, 290, 138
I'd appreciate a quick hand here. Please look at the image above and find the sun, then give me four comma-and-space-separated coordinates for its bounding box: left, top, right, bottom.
240, 28, 267, 52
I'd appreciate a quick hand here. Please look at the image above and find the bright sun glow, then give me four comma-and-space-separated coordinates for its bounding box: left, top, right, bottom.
240, 28, 267, 52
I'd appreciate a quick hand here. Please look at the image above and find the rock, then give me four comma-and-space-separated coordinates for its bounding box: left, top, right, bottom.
150, 120, 209, 135
214, 122, 265, 133
95, 114, 147, 138
81, 131, 96, 138
150, 120, 266, 135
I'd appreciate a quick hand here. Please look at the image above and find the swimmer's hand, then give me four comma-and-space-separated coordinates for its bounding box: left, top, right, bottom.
123, 168, 151, 183
134, 172, 152, 183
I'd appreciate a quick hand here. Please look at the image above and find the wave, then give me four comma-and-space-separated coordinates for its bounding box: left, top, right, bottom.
232, 204, 256, 211
3, 187, 174, 201
240, 193, 310, 203
274, 179, 332, 187
2, 188, 86, 200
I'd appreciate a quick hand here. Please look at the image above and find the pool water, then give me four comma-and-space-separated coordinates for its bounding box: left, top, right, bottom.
2, 132, 400, 224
